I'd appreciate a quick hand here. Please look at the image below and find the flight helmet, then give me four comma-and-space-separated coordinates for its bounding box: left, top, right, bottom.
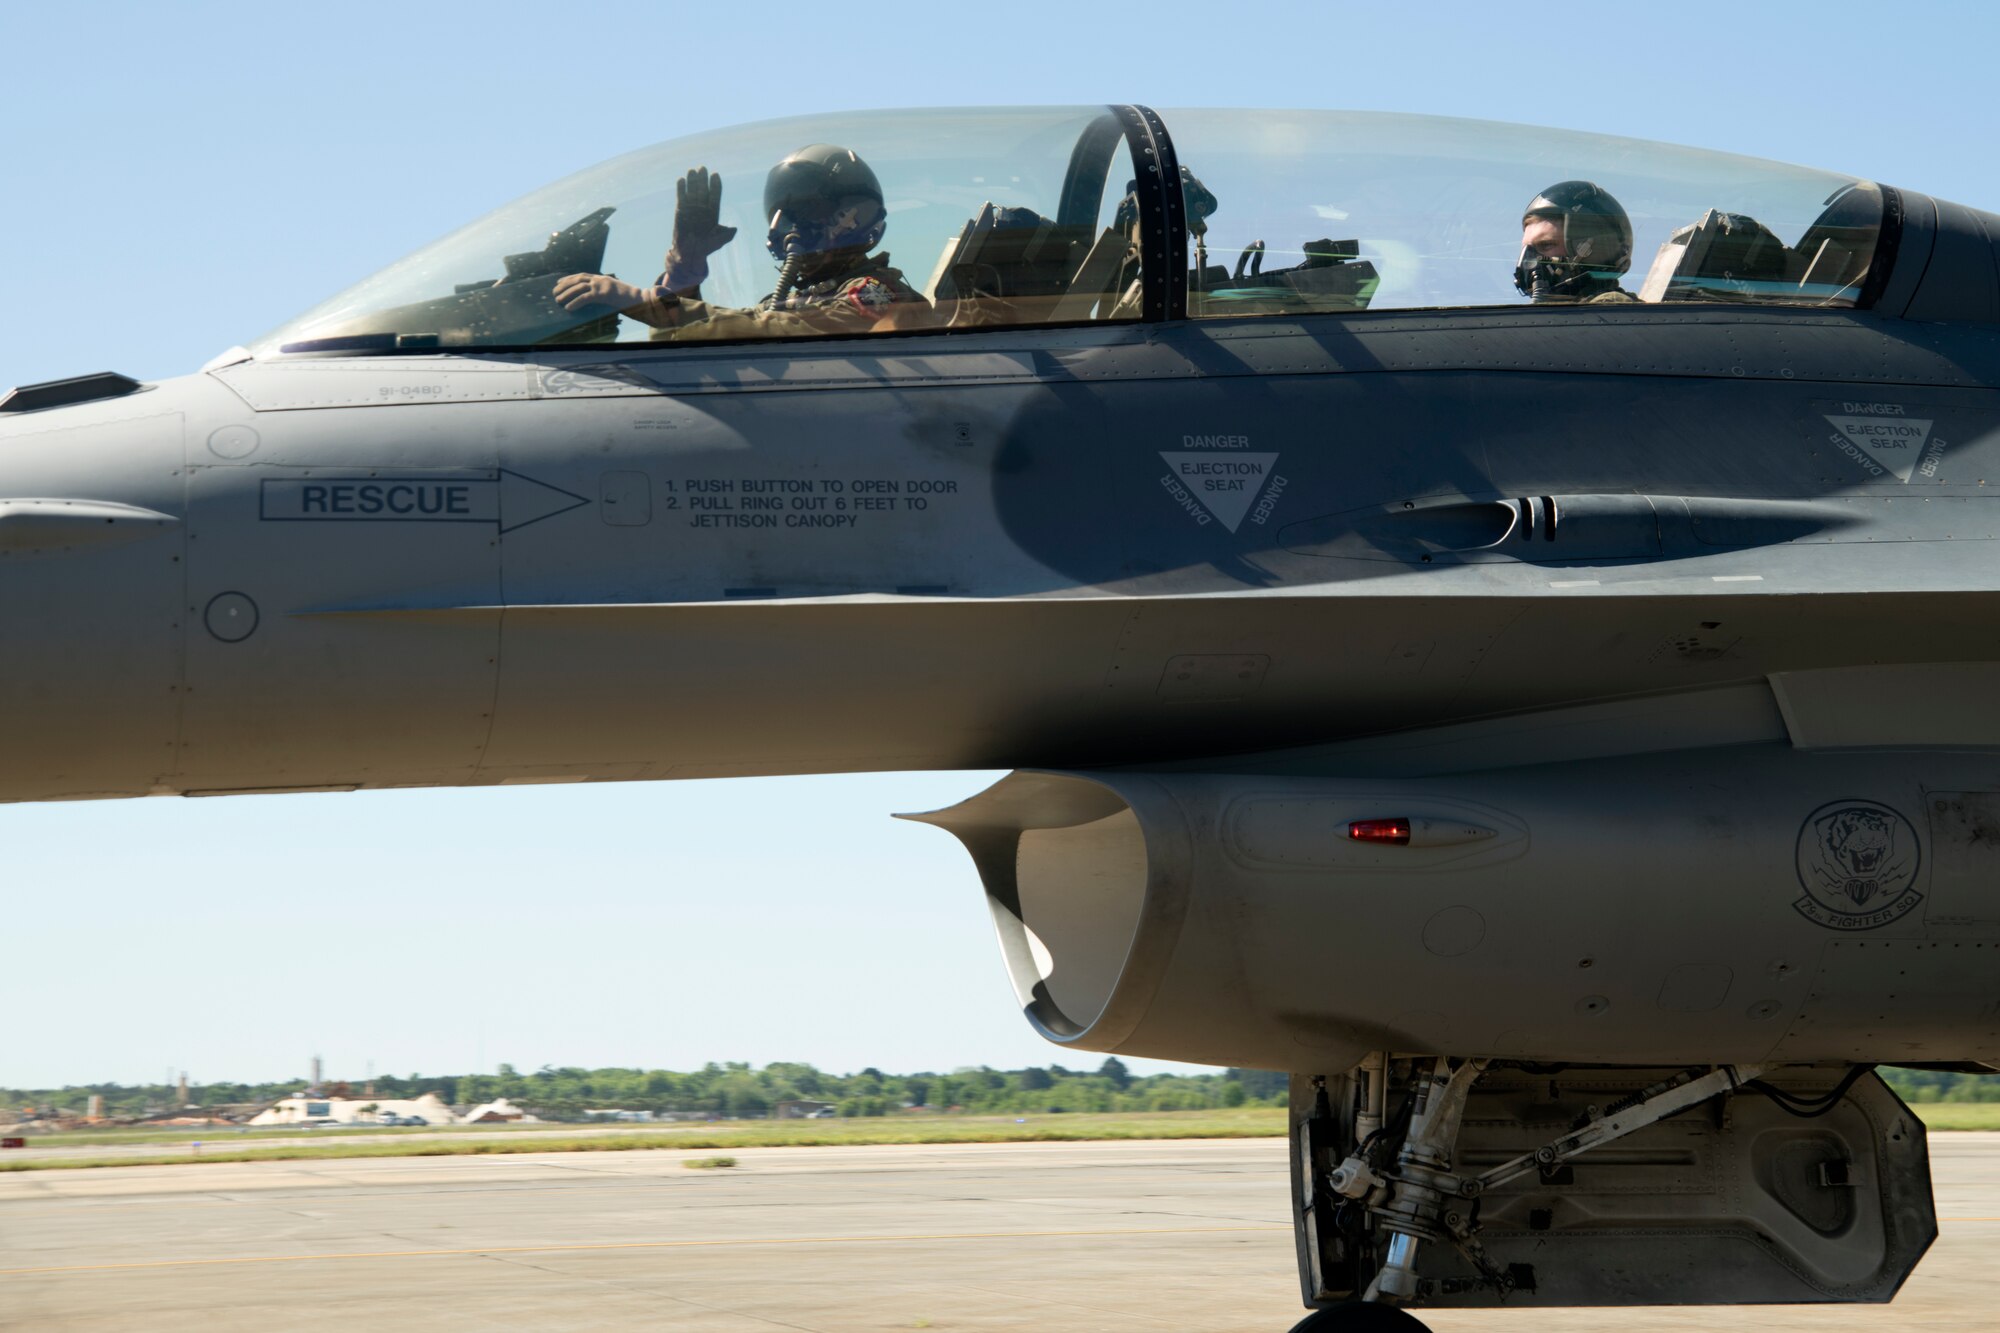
763, 144, 887, 277
1514, 180, 1633, 301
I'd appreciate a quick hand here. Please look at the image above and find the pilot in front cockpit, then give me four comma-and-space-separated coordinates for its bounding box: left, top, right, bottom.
554, 144, 927, 339
1514, 180, 1638, 303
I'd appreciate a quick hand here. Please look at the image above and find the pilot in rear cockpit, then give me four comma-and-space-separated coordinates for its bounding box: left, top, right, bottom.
1514, 180, 1638, 304
554, 144, 927, 340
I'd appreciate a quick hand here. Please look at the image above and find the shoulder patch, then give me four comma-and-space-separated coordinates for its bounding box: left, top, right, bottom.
843, 277, 895, 317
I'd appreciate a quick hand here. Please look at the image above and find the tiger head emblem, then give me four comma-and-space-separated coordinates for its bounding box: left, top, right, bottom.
1811, 806, 1912, 906
1826, 809, 1895, 884
1795, 800, 1922, 927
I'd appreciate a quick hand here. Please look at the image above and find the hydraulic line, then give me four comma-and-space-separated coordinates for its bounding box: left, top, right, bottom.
1747, 1065, 1877, 1119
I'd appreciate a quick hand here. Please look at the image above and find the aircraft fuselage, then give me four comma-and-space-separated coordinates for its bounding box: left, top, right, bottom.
3, 305, 1995, 802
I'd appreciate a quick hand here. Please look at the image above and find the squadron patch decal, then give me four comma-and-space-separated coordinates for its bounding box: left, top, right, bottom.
1793, 799, 1923, 930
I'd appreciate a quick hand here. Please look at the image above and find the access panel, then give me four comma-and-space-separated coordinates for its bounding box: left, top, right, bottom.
178, 460, 501, 791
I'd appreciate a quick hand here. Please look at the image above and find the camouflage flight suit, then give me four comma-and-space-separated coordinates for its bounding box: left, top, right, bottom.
625, 254, 929, 341
1532, 285, 1640, 306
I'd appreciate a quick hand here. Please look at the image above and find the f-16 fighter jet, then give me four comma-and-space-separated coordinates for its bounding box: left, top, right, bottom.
5, 106, 1998, 1331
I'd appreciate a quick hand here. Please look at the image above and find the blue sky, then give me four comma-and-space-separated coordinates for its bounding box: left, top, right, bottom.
3, 1, 1996, 1087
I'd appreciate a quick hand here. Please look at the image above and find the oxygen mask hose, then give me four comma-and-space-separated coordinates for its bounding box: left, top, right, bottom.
770, 252, 803, 308
769, 218, 805, 309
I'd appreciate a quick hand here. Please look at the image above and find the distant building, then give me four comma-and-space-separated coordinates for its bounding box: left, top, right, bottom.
583, 1109, 655, 1122
249, 1092, 456, 1127
462, 1097, 537, 1124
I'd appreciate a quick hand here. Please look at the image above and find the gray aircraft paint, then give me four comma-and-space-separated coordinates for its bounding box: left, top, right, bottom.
5, 111, 2000, 1325
16, 305, 1990, 795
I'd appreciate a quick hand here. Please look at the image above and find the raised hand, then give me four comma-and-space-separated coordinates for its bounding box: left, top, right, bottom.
661, 166, 739, 292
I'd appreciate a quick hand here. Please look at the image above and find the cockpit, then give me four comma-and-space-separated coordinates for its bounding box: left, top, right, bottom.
253, 107, 1894, 357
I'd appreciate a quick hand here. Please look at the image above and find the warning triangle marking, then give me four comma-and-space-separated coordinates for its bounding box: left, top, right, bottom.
1159, 452, 1279, 532
1823, 415, 1933, 483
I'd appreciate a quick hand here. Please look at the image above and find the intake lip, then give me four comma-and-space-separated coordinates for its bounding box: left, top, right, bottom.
900, 770, 1191, 1050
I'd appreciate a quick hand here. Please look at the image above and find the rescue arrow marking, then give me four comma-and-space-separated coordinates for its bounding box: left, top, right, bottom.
259, 470, 588, 533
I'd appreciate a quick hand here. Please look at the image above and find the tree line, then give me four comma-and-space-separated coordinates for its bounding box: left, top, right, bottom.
8, 1063, 1990, 1123
5, 1060, 1294, 1122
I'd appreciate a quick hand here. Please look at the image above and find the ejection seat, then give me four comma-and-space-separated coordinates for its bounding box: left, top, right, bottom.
1637, 209, 1791, 302
1787, 182, 1885, 300
1637, 183, 1881, 305
925, 202, 1137, 327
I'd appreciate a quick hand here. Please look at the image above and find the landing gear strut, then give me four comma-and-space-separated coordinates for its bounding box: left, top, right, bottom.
1293, 1055, 1767, 1328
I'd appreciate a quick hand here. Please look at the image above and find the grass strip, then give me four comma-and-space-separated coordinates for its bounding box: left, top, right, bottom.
1902, 1103, 2000, 1131
0, 1110, 1285, 1172
8, 1103, 1999, 1173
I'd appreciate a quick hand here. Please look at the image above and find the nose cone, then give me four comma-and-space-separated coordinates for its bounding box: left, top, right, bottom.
0, 373, 211, 799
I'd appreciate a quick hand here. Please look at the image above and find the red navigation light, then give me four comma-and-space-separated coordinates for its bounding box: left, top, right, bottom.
1349, 818, 1412, 846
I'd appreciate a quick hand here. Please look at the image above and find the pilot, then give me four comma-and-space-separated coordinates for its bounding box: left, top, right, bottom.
1513, 180, 1637, 303
554, 144, 927, 339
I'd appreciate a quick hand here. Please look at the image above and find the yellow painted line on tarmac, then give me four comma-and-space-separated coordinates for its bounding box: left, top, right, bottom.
0, 1225, 1291, 1276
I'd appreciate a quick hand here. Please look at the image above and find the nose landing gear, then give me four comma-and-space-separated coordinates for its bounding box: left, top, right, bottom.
1291, 1056, 1773, 1330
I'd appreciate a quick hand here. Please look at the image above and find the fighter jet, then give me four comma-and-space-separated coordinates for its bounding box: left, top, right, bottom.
4, 105, 1997, 1331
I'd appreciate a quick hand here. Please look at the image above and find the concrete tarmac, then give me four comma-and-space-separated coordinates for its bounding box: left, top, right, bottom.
2, 1136, 1995, 1332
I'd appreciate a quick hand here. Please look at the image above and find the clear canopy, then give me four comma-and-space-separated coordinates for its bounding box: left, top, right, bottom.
253, 107, 1147, 356
251, 108, 1887, 357
1164, 109, 1884, 317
